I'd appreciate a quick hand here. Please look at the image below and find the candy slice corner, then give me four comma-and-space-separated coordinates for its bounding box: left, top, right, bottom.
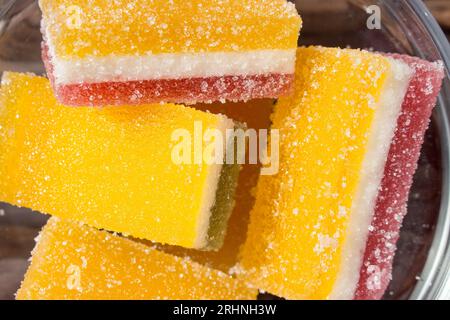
39, 0, 302, 106
16, 217, 258, 300
238, 46, 413, 300
0, 72, 239, 251
156, 98, 275, 273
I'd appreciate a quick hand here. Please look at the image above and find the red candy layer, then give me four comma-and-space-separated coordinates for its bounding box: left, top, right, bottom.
43, 45, 293, 106
355, 54, 444, 300
55, 74, 293, 106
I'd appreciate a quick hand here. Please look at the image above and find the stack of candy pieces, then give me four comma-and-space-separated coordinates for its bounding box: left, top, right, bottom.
0, 0, 445, 300
16, 217, 257, 300
238, 46, 413, 299
355, 54, 445, 300
0, 72, 240, 251
40, 0, 302, 106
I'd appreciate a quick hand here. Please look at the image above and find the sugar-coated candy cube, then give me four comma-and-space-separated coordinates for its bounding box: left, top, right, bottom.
238, 46, 412, 299
0, 72, 239, 250
40, 0, 302, 106
16, 218, 257, 300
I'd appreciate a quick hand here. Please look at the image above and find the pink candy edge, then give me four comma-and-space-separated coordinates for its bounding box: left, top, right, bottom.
42, 43, 294, 106
355, 54, 445, 300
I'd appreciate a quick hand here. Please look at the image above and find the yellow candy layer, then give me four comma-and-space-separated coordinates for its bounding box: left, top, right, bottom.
239, 47, 391, 299
0, 73, 233, 249
39, 0, 302, 58
17, 218, 257, 300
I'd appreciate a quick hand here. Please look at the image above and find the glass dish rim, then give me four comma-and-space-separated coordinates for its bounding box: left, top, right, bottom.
405, 0, 450, 300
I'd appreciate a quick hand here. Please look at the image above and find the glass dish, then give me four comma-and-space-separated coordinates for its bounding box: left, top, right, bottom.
0, 0, 449, 300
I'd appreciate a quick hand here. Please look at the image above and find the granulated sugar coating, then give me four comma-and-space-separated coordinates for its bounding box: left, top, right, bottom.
238, 46, 412, 299
355, 54, 444, 300
16, 218, 257, 300
0, 72, 239, 250
39, 0, 302, 105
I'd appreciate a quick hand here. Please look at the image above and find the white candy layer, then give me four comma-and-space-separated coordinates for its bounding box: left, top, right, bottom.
329, 57, 413, 300
194, 116, 235, 249
50, 50, 297, 85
